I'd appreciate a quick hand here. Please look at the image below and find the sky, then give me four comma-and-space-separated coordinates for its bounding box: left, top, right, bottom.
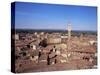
14, 2, 97, 31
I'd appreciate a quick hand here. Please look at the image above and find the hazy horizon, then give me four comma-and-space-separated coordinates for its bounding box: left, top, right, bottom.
15, 26, 97, 32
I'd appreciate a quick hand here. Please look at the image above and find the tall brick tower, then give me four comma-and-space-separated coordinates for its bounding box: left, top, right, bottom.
67, 22, 71, 50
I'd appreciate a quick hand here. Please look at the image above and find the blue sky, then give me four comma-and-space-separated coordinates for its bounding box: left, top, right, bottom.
15, 2, 97, 31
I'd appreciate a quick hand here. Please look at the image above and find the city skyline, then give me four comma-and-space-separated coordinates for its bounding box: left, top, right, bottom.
15, 2, 97, 31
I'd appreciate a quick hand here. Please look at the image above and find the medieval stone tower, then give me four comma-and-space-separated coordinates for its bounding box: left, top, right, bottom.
67, 22, 71, 50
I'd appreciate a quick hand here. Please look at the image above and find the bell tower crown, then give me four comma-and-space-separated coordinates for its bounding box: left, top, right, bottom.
67, 23, 71, 32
